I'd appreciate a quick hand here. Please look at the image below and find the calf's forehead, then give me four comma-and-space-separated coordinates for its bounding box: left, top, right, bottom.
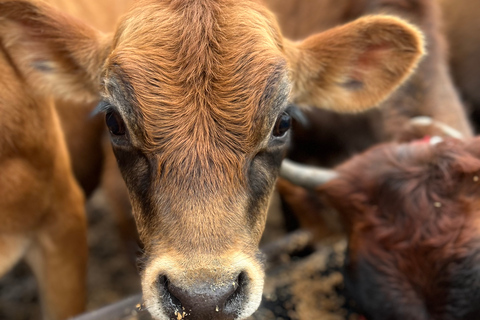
101, 0, 291, 190
102, 0, 289, 154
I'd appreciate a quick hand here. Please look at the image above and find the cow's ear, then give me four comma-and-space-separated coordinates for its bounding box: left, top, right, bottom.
0, 0, 111, 103
285, 15, 425, 113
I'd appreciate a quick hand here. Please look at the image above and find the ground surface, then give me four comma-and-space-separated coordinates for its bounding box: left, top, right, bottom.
0, 191, 141, 320
71, 235, 360, 320
0, 191, 359, 320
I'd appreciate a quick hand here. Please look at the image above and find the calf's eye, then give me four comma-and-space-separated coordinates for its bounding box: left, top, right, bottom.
106, 111, 126, 136
273, 112, 292, 137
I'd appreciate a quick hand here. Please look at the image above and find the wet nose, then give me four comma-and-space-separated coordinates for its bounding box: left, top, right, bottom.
158, 273, 247, 320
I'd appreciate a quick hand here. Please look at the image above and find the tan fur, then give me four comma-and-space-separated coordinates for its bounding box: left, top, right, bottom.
45, 0, 133, 32
43, 0, 132, 198
0, 2, 131, 317
0, 0, 425, 318
44, 0, 132, 233
0, 235, 30, 277
286, 15, 425, 112
0, 39, 87, 320
0, 0, 111, 103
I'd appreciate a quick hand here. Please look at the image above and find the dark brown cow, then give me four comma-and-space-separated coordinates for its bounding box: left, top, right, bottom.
278, 116, 466, 236
317, 137, 480, 320
0, 1, 424, 319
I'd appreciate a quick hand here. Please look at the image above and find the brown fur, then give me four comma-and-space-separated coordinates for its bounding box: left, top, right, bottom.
320, 137, 480, 319
45, 0, 133, 33
54, 100, 105, 197
263, 0, 352, 39
0, 39, 87, 319
107, 0, 286, 183
285, 14, 425, 112
276, 179, 344, 240
45, 0, 135, 250
0, 1, 134, 318
0, 0, 425, 319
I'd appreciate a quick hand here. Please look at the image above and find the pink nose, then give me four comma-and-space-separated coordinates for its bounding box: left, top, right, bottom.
157, 272, 247, 320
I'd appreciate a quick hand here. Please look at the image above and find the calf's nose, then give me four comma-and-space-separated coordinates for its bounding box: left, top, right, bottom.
158, 273, 247, 320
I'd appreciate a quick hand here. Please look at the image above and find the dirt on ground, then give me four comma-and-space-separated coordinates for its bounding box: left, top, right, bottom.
70, 234, 360, 320
0, 190, 141, 320
0, 190, 359, 320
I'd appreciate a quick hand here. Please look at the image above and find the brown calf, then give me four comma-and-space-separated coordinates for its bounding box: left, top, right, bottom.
47, 0, 133, 197
0, 1, 424, 319
0, 25, 87, 320
0, 1, 137, 319
46, 0, 138, 257
317, 137, 480, 319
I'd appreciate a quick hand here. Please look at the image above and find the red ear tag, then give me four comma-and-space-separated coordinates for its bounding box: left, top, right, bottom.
412, 135, 443, 145
421, 135, 431, 143
412, 135, 431, 145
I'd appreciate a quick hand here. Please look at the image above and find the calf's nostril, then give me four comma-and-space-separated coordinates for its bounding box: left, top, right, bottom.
226, 271, 248, 307
157, 275, 182, 314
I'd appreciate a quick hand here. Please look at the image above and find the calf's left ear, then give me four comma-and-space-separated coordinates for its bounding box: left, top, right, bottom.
285, 15, 425, 113
0, 0, 110, 103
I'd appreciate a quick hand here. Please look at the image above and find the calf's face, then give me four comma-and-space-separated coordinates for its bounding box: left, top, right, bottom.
0, 0, 424, 318
322, 138, 480, 320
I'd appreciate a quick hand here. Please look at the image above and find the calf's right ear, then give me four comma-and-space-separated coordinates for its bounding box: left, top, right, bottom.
0, 0, 111, 103
285, 15, 425, 113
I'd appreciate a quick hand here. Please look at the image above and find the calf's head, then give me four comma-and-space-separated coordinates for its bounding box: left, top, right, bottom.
321, 138, 480, 320
0, 0, 423, 318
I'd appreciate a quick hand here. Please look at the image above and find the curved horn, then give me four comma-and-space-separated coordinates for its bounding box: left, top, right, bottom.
410, 116, 464, 139
280, 159, 338, 189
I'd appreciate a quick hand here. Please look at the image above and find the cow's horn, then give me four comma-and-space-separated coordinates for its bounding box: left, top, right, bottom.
280, 159, 338, 189
410, 116, 464, 139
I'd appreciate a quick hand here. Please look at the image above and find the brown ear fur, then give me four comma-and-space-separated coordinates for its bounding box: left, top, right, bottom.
285, 15, 425, 113
0, 0, 111, 102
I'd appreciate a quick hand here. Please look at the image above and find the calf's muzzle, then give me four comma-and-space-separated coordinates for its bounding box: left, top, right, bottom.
159, 271, 247, 320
